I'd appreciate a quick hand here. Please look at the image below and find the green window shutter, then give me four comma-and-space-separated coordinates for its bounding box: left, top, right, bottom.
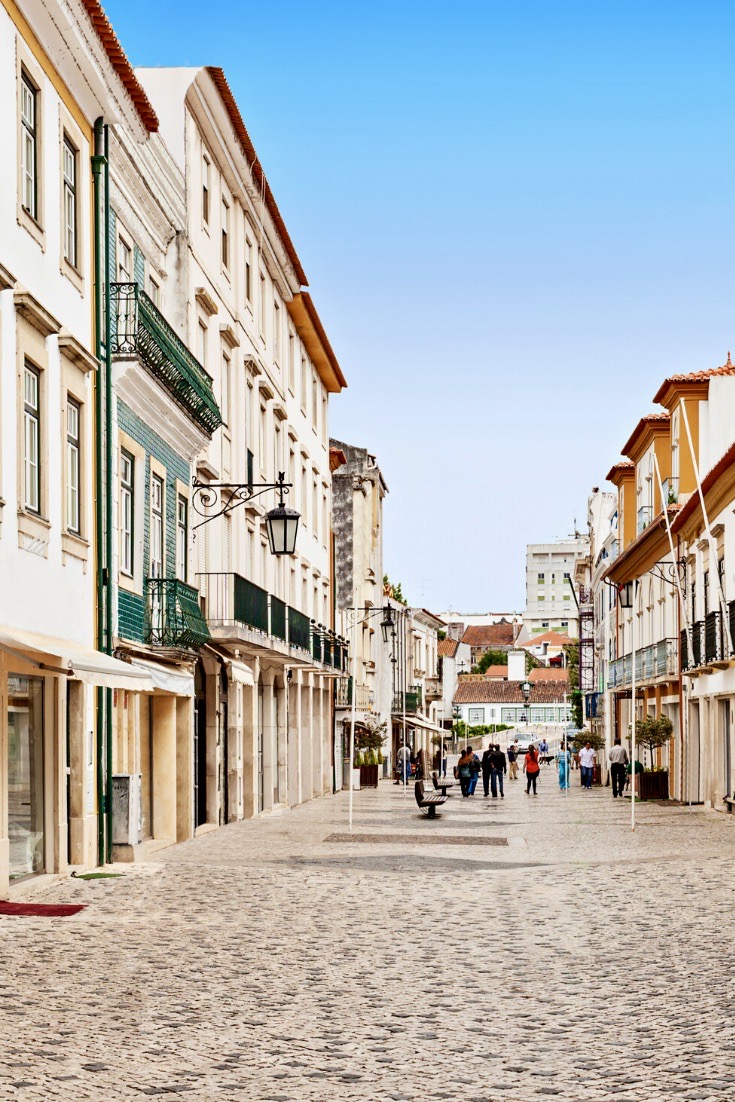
133, 245, 145, 288
108, 207, 117, 283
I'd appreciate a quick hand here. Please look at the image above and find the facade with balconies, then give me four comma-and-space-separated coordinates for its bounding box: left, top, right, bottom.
136, 66, 347, 824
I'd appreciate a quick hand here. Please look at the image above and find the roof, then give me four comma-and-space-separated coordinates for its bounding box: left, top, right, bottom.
671, 440, 735, 535
287, 292, 346, 393
519, 631, 575, 649
483, 665, 508, 679
653, 353, 735, 405
329, 447, 347, 473
454, 680, 569, 705
438, 638, 459, 658
606, 460, 635, 483
80, 0, 158, 131
461, 622, 519, 647
530, 668, 569, 683
205, 67, 307, 287
621, 413, 670, 460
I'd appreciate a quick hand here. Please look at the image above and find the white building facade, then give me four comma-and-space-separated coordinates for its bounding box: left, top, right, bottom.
523, 536, 589, 637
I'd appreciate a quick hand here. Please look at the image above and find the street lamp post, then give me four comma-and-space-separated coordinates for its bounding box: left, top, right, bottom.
521, 679, 531, 735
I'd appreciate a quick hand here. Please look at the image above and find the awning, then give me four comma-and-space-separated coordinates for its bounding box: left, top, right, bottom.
402, 713, 445, 736
0, 624, 154, 692
128, 657, 195, 697
228, 660, 254, 686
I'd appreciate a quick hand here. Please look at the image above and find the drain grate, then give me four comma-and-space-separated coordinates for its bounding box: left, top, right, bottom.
325, 832, 508, 847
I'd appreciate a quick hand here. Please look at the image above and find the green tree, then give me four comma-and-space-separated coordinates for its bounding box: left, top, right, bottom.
383, 574, 407, 605
635, 715, 673, 769
473, 649, 509, 674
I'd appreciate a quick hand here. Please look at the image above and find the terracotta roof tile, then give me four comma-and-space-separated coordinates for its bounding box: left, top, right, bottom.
461, 622, 520, 647
80, 0, 158, 132
653, 353, 735, 404
438, 638, 459, 658
483, 665, 508, 678
454, 680, 569, 704
621, 413, 671, 459
519, 631, 575, 648
530, 668, 569, 683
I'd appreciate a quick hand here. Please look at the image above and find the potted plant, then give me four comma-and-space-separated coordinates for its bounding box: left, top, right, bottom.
348, 718, 388, 788
634, 715, 673, 800
570, 729, 606, 785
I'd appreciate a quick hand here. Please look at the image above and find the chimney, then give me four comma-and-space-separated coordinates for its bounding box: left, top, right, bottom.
507, 650, 526, 681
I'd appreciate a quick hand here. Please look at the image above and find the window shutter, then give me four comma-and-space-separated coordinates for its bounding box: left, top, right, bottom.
107, 207, 117, 283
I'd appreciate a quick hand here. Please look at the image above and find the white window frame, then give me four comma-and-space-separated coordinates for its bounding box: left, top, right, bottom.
221, 196, 229, 269
150, 473, 164, 580
66, 397, 80, 533
62, 135, 77, 268
202, 153, 210, 225
120, 450, 134, 577
20, 71, 37, 220
23, 362, 40, 514
177, 494, 188, 581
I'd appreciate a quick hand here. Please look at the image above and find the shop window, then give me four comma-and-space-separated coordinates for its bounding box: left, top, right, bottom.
8, 675, 45, 879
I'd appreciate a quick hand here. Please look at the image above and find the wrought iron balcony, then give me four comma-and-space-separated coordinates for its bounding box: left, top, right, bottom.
145, 578, 210, 649
608, 638, 678, 688
392, 686, 422, 714
637, 505, 653, 534
705, 610, 725, 664
661, 477, 679, 505
196, 572, 347, 670
109, 282, 222, 436
335, 678, 373, 710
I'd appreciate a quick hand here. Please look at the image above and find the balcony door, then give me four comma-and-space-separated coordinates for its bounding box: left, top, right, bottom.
150, 474, 164, 642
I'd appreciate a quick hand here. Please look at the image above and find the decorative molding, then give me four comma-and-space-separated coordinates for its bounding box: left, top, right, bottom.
17, 509, 51, 558
14, 289, 61, 336
272, 402, 287, 421
220, 322, 240, 348
0, 264, 16, 290
243, 353, 263, 377
196, 456, 220, 481
58, 331, 99, 374
195, 287, 218, 317
113, 357, 210, 462
710, 522, 725, 540
258, 378, 275, 401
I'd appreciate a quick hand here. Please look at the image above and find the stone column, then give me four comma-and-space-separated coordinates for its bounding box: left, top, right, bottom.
260, 672, 275, 812
242, 664, 257, 819
227, 680, 243, 822
275, 678, 288, 806
301, 677, 312, 803
152, 695, 177, 843
176, 696, 194, 842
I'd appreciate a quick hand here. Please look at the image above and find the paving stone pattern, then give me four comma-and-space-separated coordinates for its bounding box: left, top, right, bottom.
3, 772, 735, 1101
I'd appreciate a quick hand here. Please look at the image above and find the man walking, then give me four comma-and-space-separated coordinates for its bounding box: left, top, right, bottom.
396, 742, 411, 785
489, 743, 507, 798
507, 742, 519, 780
481, 744, 494, 797
579, 741, 596, 790
468, 747, 481, 796
608, 737, 629, 798
539, 736, 549, 763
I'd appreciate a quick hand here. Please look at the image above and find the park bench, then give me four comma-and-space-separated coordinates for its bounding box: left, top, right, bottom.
415, 780, 447, 819
431, 771, 455, 796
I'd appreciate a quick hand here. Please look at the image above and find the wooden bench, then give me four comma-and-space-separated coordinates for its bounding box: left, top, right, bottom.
431, 771, 455, 796
415, 781, 447, 818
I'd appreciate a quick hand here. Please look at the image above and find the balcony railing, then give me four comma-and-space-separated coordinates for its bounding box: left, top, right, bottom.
681, 613, 732, 671
637, 505, 653, 534
608, 638, 678, 688
392, 686, 422, 714
197, 572, 347, 671
109, 282, 222, 435
335, 679, 373, 710
424, 676, 442, 699
145, 578, 211, 649
661, 477, 679, 505
705, 610, 725, 664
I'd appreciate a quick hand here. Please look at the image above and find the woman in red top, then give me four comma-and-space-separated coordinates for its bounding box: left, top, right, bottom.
524, 744, 540, 796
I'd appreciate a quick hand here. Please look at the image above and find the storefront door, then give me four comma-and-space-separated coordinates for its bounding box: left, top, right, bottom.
8, 675, 45, 880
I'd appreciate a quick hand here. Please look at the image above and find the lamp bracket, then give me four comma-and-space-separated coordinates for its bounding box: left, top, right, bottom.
649, 559, 687, 585
191, 472, 292, 532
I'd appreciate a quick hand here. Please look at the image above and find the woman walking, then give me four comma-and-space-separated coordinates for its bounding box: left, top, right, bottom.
556, 740, 571, 791
524, 743, 540, 796
457, 747, 474, 797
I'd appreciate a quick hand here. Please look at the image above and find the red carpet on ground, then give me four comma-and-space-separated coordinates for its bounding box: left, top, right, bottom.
0, 901, 86, 918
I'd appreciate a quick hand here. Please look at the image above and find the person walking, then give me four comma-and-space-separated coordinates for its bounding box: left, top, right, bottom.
608, 737, 629, 798
539, 736, 549, 763
416, 747, 427, 781
489, 743, 507, 798
440, 745, 448, 778
396, 743, 411, 785
481, 744, 494, 797
579, 741, 596, 790
457, 747, 474, 797
524, 743, 540, 795
556, 740, 571, 790
507, 742, 519, 780
468, 747, 481, 796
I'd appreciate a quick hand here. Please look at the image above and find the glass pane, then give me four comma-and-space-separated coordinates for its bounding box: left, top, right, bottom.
8, 675, 45, 879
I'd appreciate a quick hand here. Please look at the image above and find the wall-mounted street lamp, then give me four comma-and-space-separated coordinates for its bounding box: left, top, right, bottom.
521, 679, 531, 729
192, 471, 300, 555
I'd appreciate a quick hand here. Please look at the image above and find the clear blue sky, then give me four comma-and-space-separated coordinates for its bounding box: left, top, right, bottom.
106, 0, 735, 612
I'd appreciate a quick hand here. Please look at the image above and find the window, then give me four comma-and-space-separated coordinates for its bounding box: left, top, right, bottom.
259, 273, 266, 337
202, 155, 210, 224
120, 451, 134, 576
537, 573, 545, 583
150, 475, 164, 580
66, 398, 80, 533
62, 137, 77, 267
468, 708, 485, 725
704, 571, 710, 615
20, 73, 37, 219
288, 330, 295, 391
148, 277, 160, 306
245, 237, 252, 303
23, 363, 40, 513
322, 395, 327, 444
564, 572, 571, 580
177, 496, 188, 580
300, 355, 307, 410
273, 300, 280, 362
542, 621, 549, 628
312, 374, 318, 431
197, 320, 207, 365
221, 351, 230, 426
312, 476, 319, 539
537, 595, 545, 602
118, 237, 132, 283
221, 198, 229, 268
259, 405, 266, 472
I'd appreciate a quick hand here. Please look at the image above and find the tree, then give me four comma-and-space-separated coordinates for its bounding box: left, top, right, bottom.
473, 649, 509, 674
565, 643, 583, 728
635, 715, 673, 770
569, 728, 605, 752
383, 574, 407, 605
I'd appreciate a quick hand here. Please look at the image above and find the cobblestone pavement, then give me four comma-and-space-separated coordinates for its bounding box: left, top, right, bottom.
4, 771, 735, 1101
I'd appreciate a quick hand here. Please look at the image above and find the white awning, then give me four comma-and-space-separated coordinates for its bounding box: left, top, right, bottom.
403, 713, 444, 736
0, 625, 154, 692
228, 660, 255, 686
128, 657, 195, 697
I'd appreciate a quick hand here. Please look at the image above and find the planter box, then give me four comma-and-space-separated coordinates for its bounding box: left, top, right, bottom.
637, 770, 669, 800
578, 764, 603, 786
359, 763, 379, 788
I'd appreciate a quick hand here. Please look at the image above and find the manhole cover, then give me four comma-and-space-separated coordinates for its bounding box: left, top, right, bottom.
324, 832, 508, 847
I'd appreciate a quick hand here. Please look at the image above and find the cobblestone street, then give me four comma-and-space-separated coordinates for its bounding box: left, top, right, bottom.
3, 773, 735, 1102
